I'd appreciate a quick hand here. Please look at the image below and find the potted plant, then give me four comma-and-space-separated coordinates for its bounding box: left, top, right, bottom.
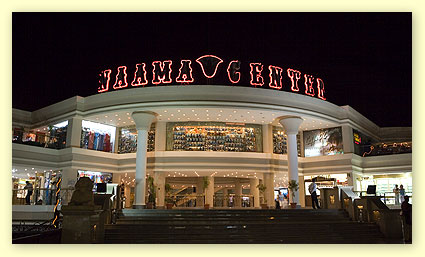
203, 176, 210, 209
256, 183, 268, 209
288, 180, 299, 209
165, 183, 174, 209
146, 176, 156, 209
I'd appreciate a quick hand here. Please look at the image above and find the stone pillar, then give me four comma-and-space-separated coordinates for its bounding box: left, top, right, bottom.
131, 111, 157, 208
342, 125, 354, 154
155, 121, 166, 151
262, 124, 273, 153
59, 167, 78, 205
222, 188, 228, 207
298, 175, 306, 207
250, 178, 260, 208
154, 171, 165, 208
66, 116, 82, 148
235, 178, 242, 207
263, 173, 275, 208
196, 177, 204, 207
205, 176, 214, 207
124, 185, 132, 208
279, 116, 303, 206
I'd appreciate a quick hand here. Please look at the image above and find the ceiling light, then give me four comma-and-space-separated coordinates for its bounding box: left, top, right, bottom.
164, 110, 167, 113
177, 110, 181, 112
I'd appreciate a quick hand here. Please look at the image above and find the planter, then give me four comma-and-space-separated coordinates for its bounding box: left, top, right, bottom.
204, 204, 210, 210
166, 203, 173, 209
290, 203, 297, 209
261, 204, 268, 209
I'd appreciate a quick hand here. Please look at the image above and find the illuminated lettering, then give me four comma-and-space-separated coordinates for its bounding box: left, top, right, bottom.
152, 60, 173, 84
113, 66, 128, 89
268, 65, 283, 89
317, 78, 326, 100
250, 63, 264, 87
97, 69, 111, 93
176, 60, 194, 83
227, 60, 241, 84
304, 74, 315, 97
131, 63, 148, 87
196, 55, 223, 78
287, 68, 301, 92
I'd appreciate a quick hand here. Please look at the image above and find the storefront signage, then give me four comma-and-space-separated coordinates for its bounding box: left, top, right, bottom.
304, 127, 343, 157
98, 54, 326, 100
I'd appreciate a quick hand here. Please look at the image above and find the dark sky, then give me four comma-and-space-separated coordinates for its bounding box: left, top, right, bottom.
12, 13, 412, 127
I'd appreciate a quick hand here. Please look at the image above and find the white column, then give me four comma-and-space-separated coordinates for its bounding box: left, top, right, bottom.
114, 126, 120, 153
262, 124, 273, 153
206, 176, 214, 207
250, 178, 260, 208
263, 173, 274, 208
279, 116, 303, 206
155, 171, 165, 208
342, 125, 354, 154
132, 111, 157, 208
235, 178, 242, 207
66, 116, 82, 148
154, 121, 166, 151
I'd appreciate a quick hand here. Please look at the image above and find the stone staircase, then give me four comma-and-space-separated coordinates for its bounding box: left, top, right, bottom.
104, 209, 394, 244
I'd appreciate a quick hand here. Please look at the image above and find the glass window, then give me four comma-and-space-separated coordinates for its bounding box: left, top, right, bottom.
12, 120, 68, 149
272, 127, 301, 156
167, 122, 262, 152
117, 125, 155, 154
80, 120, 116, 152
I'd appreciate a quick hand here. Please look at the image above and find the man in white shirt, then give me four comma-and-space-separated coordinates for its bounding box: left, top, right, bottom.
308, 178, 321, 209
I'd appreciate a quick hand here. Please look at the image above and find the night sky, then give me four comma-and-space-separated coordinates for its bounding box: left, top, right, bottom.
12, 13, 412, 127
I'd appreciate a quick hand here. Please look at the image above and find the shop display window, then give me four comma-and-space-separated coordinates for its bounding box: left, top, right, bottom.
12, 121, 68, 149
78, 170, 113, 192
303, 127, 343, 157
117, 125, 155, 154
272, 128, 301, 156
80, 120, 116, 152
167, 122, 262, 152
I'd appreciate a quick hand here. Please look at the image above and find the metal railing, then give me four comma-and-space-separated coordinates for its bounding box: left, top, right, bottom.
12, 188, 74, 206
353, 191, 412, 206
214, 195, 254, 207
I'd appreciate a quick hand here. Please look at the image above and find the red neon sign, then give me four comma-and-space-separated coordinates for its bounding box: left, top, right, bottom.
152, 60, 173, 84
268, 65, 283, 90
131, 63, 148, 87
176, 60, 194, 83
97, 54, 327, 101
317, 78, 326, 100
196, 55, 223, 78
227, 60, 241, 84
304, 74, 315, 97
97, 69, 111, 93
287, 68, 301, 92
113, 66, 128, 89
250, 63, 264, 87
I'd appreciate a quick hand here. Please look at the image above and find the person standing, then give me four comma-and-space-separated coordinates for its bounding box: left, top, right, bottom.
24, 181, 33, 205
278, 191, 285, 209
399, 185, 406, 203
401, 195, 412, 243
308, 178, 320, 209
393, 184, 400, 205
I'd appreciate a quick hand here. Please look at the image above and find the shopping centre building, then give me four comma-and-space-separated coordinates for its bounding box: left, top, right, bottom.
12, 57, 412, 209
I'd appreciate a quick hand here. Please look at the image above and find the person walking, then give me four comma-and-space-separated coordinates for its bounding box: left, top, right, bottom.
399, 185, 406, 203
24, 181, 33, 205
393, 184, 400, 205
308, 178, 320, 209
278, 191, 285, 209
401, 195, 412, 243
